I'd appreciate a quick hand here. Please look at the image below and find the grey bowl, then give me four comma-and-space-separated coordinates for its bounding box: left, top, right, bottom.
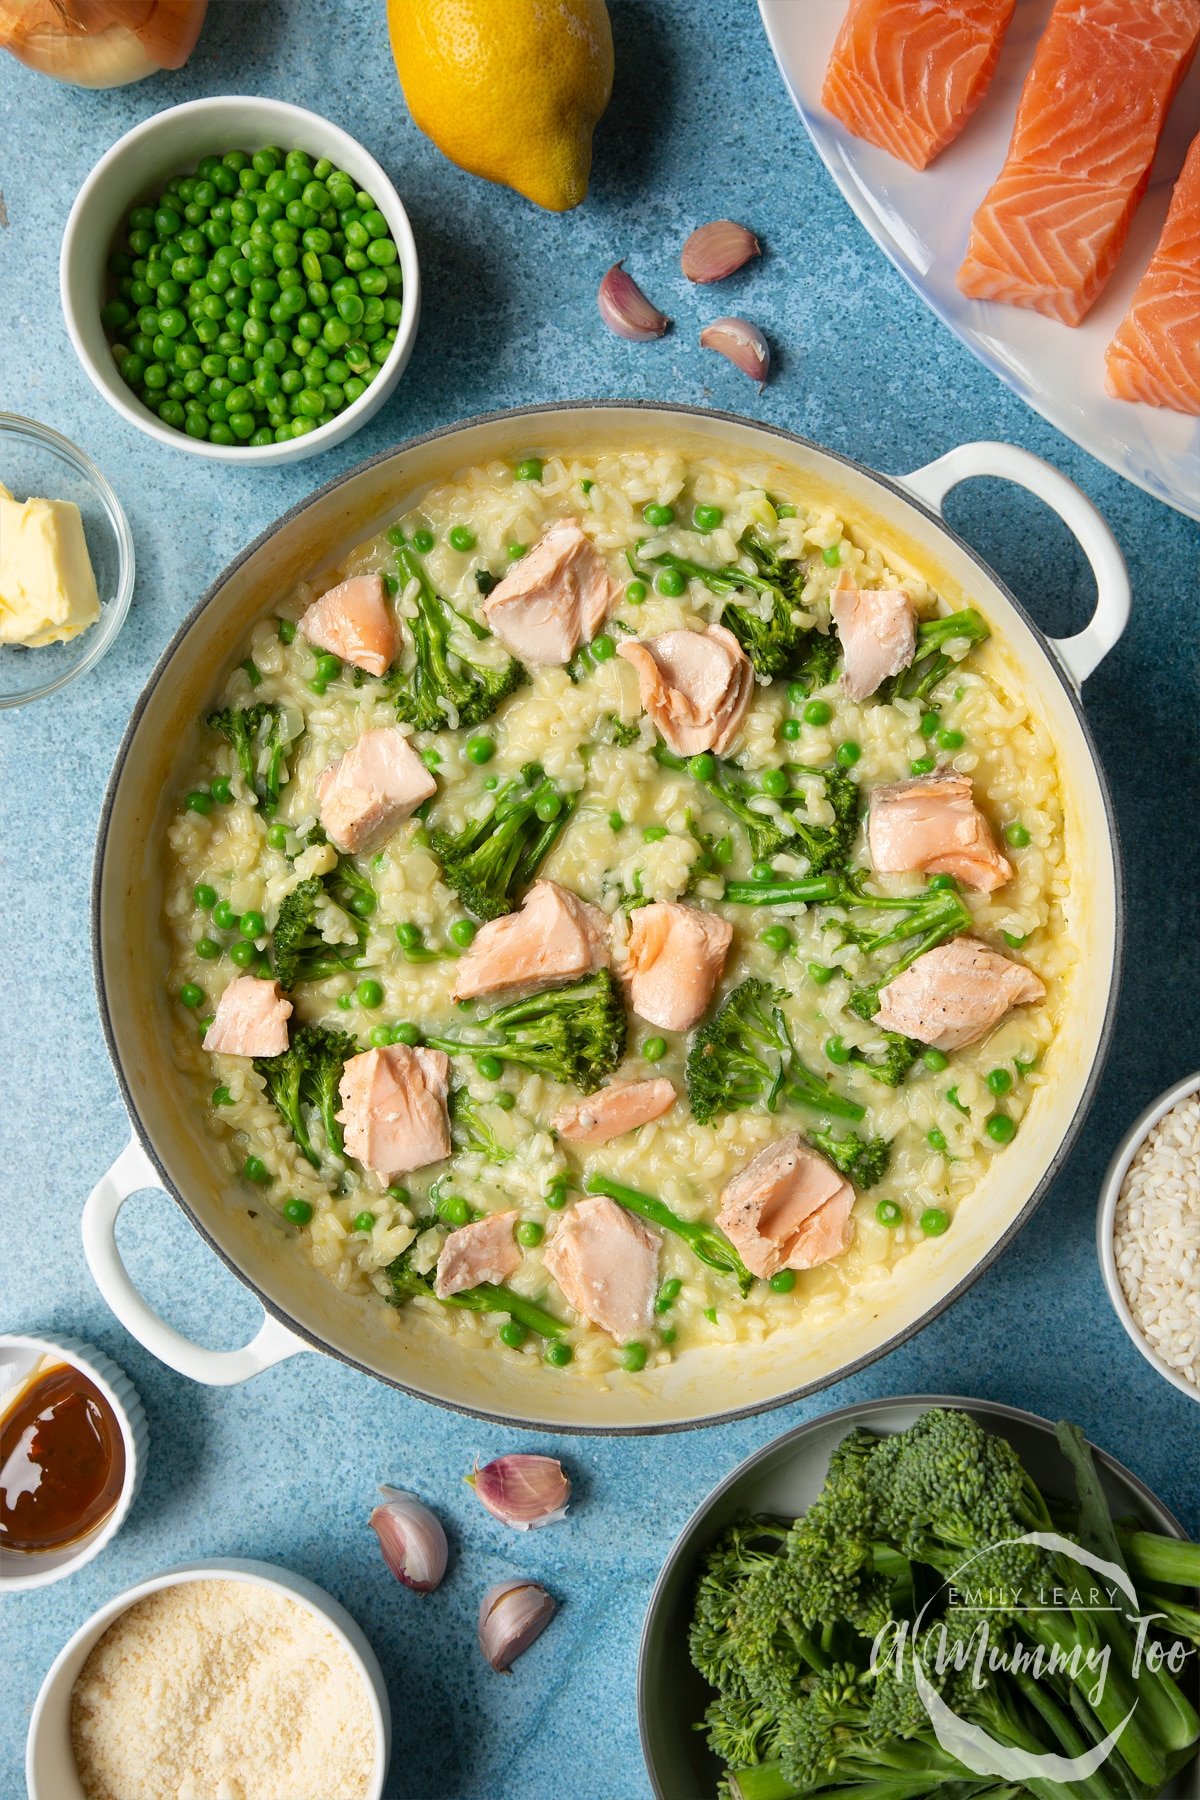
637, 1395, 1192, 1800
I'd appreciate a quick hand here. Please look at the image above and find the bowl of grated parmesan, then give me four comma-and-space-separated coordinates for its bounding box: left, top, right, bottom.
1097, 1071, 1200, 1404
26, 1558, 390, 1800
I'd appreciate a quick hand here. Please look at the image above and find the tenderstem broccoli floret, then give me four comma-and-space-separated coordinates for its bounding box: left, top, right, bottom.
883, 608, 990, 704
805, 1127, 892, 1188
386, 1241, 564, 1338
428, 763, 577, 920
657, 746, 860, 872
254, 1023, 357, 1166
424, 968, 626, 1094
686, 978, 865, 1127
271, 877, 367, 989
390, 543, 524, 731
206, 703, 300, 813
641, 533, 826, 678
450, 1085, 513, 1162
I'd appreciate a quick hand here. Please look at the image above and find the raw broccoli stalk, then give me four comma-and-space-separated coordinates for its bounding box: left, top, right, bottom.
686, 978, 865, 1127
883, 608, 990, 704
206, 704, 299, 813
450, 1086, 513, 1162
642, 533, 819, 677
657, 746, 860, 871
428, 763, 577, 920
271, 877, 366, 989
806, 1127, 892, 1188
253, 1024, 356, 1166
584, 1174, 754, 1295
386, 1242, 565, 1339
390, 543, 524, 731
424, 969, 626, 1094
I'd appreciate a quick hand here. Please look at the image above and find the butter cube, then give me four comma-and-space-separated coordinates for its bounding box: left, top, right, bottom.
0, 481, 102, 648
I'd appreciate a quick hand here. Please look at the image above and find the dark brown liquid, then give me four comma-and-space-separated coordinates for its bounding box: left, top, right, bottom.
0, 1362, 125, 1552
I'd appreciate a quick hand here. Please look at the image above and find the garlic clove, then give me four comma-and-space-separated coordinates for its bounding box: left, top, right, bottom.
681, 220, 761, 284
597, 262, 671, 341
468, 1455, 571, 1531
368, 1486, 448, 1593
699, 317, 771, 389
478, 1579, 557, 1671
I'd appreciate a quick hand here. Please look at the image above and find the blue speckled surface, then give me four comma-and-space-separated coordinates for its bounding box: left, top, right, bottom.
1, 3, 1197, 1796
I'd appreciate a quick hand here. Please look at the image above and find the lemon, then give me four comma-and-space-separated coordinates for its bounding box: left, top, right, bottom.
388, 0, 614, 213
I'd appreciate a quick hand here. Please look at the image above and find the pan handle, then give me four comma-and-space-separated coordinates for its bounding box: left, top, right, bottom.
82, 1137, 310, 1385
898, 441, 1130, 690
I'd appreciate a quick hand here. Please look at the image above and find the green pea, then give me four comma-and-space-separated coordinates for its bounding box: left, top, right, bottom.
750, 861, 775, 883
244, 1155, 271, 1185
927, 1127, 949, 1153
693, 503, 723, 531
499, 1320, 526, 1349
643, 824, 668, 842
987, 1068, 1013, 1096
535, 793, 561, 823
494, 1091, 515, 1111
515, 457, 543, 482
780, 718, 802, 741
545, 1341, 573, 1367
267, 823, 289, 850
448, 524, 476, 551
507, 542, 527, 560
922, 1048, 949, 1071
516, 1220, 544, 1248
803, 700, 832, 726
703, 1307, 718, 1323
642, 1036, 667, 1063
946, 1086, 969, 1114
919, 712, 939, 737
315, 652, 342, 681
937, 728, 964, 750
1003, 930, 1028, 949
621, 1342, 648, 1372
229, 940, 257, 968
655, 1277, 682, 1312
449, 918, 477, 948
642, 502, 675, 527
236, 910, 264, 942
760, 768, 789, 798
438, 1193, 470, 1227
807, 962, 835, 986
544, 1178, 570, 1211
1005, 821, 1030, 847
591, 633, 615, 662
825, 1035, 850, 1064
928, 874, 959, 892
920, 1207, 950, 1237
688, 753, 716, 781
396, 923, 423, 951
179, 982, 204, 1009
874, 1199, 903, 1228
769, 1268, 796, 1293
477, 1053, 504, 1081
357, 979, 384, 1008
466, 734, 495, 765
421, 749, 441, 771
194, 882, 218, 911
211, 1084, 233, 1106
835, 740, 861, 767
185, 789, 213, 815
609, 810, 624, 832
283, 1196, 313, 1223
655, 567, 686, 597
195, 937, 221, 960
411, 528, 434, 552
368, 1025, 392, 1048
392, 1022, 420, 1045
761, 925, 792, 954
213, 900, 236, 930
659, 1328, 676, 1345
625, 580, 647, 605
910, 756, 936, 776
986, 1113, 1016, 1144
351, 1210, 376, 1233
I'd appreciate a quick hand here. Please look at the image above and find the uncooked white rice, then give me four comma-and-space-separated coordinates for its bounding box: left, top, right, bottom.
1113, 1093, 1200, 1387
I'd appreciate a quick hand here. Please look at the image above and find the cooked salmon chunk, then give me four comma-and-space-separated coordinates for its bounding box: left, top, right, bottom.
435, 1210, 521, 1298
481, 518, 619, 664
625, 901, 733, 1033
868, 771, 1012, 892
617, 623, 754, 757
829, 570, 917, 700
452, 879, 610, 1002
203, 975, 292, 1058
542, 1194, 659, 1340
718, 1134, 855, 1277
874, 937, 1046, 1050
336, 1044, 451, 1180
552, 1078, 677, 1145
316, 727, 437, 855
298, 573, 398, 677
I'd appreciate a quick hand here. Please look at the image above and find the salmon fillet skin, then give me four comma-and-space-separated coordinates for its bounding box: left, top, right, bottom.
957, 0, 1200, 325
1106, 129, 1200, 412
821, 0, 1017, 171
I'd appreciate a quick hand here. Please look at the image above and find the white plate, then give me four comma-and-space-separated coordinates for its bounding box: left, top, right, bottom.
759, 0, 1200, 519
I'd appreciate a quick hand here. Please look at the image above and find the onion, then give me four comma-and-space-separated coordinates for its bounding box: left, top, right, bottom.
0, 0, 207, 88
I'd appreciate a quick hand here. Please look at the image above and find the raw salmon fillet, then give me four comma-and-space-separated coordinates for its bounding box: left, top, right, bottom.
821, 0, 1017, 171
1105, 130, 1200, 412
958, 0, 1200, 326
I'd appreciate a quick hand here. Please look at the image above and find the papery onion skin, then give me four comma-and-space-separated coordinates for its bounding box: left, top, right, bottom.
470, 1454, 571, 1530
369, 1486, 448, 1593
478, 1579, 557, 1671
681, 220, 761, 284
597, 261, 671, 341
699, 316, 771, 389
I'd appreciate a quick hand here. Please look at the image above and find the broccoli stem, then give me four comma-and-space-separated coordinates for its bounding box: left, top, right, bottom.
1116, 1528, 1200, 1592
441, 1282, 565, 1338
722, 873, 847, 906
584, 1174, 755, 1294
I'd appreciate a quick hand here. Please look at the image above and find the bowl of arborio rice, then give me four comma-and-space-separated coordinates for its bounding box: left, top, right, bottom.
1098, 1071, 1200, 1403
82, 403, 1132, 1432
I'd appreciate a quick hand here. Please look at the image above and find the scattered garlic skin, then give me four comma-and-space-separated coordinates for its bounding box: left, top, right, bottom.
681, 220, 761, 284
368, 1486, 448, 1593
469, 1455, 571, 1530
478, 1579, 557, 1671
597, 261, 671, 341
699, 316, 771, 389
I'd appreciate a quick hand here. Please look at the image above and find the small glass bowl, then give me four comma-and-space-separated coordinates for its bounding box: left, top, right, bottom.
0, 414, 134, 709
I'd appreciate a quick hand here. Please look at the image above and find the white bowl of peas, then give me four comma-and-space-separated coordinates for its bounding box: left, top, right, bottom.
60, 96, 421, 465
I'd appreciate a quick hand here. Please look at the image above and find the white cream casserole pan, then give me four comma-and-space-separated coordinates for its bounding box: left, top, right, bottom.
84, 404, 1129, 1432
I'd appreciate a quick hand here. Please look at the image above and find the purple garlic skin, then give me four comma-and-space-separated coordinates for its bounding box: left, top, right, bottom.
478, 1579, 557, 1671
681, 220, 761, 284
368, 1486, 448, 1593
699, 317, 771, 389
470, 1455, 571, 1531
598, 261, 671, 341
